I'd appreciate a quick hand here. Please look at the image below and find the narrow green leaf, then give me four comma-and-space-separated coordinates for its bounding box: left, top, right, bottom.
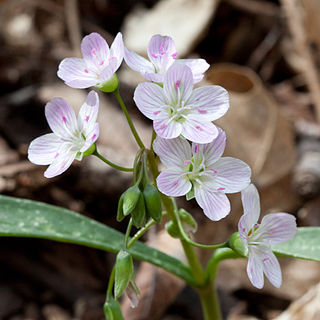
272, 227, 320, 262
0, 195, 195, 286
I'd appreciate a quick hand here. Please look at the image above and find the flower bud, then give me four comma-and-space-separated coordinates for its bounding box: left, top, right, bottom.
125, 281, 140, 308
228, 232, 248, 257
117, 193, 125, 222
104, 297, 124, 320
114, 250, 134, 299
96, 73, 119, 93
122, 185, 141, 216
143, 183, 162, 222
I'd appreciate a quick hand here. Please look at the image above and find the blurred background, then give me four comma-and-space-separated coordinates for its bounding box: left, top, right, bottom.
0, 0, 320, 319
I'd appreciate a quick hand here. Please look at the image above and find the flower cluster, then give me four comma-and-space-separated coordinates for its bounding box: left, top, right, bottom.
28, 31, 297, 291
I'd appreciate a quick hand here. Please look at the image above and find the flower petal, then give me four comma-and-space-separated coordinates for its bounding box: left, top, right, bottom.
44, 143, 76, 178
99, 58, 119, 83
210, 157, 251, 193
241, 184, 261, 227
147, 34, 177, 70
156, 169, 191, 197
144, 72, 164, 83
124, 47, 154, 74
194, 186, 230, 221
164, 64, 193, 105
133, 82, 166, 120
45, 98, 77, 138
81, 32, 109, 72
177, 58, 210, 83
187, 86, 229, 121
261, 249, 282, 288
259, 213, 297, 245
181, 119, 218, 143
109, 32, 124, 70
153, 111, 182, 139
247, 247, 264, 289
78, 91, 99, 132
153, 136, 191, 168
28, 133, 61, 165
81, 123, 99, 153
57, 58, 98, 89
192, 127, 226, 166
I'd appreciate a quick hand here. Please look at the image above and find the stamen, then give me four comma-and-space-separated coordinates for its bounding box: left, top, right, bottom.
99, 60, 104, 65
153, 110, 161, 115
184, 160, 192, 164
62, 116, 67, 123
198, 109, 207, 114
262, 257, 269, 262
173, 181, 178, 186
217, 187, 225, 191
175, 80, 181, 89
91, 134, 97, 141
84, 69, 89, 73
85, 116, 90, 122
210, 169, 217, 173
54, 153, 59, 159
196, 125, 203, 131
109, 57, 116, 61
194, 145, 198, 153
151, 53, 158, 59
160, 51, 166, 55
159, 42, 164, 51
160, 124, 166, 130
172, 52, 177, 59
92, 49, 96, 55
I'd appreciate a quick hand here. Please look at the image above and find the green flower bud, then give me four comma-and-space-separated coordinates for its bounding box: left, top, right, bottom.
116, 193, 125, 222
143, 183, 162, 222
165, 220, 181, 239
83, 143, 97, 157
122, 185, 141, 216
131, 192, 147, 227
96, 73, 119, 93
104, 297, 124, 320
228, 232, 248, 257
114, 250, 134, 299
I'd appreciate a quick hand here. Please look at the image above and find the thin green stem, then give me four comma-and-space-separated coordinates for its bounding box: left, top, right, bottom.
114, 89, 145, 149
124, 218, 134, 247
107, 265, 116, 299
94, 150, 133, 172
198, 284, 222, 320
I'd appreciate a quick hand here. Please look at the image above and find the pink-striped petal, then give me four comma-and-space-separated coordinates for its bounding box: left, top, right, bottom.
164, 64, 193, 105
81, 32, 109, 72
209, 157, 251, 193
28, 133, 61, 165
194, 186, 231, 221
181, 119, 218, 143
153, 136, 191, 168
153, 112, 182, 139
156, 169, 191, 197
188, 86, 229, 121
144, 72, 165, 83
45, 98, 77, 138
247, 247, 264, 289
177, 58, 210, 83
147, 34, 177, 69
109, 32, 124, 70
133, 82, 166, 120
99, 58, 118, 83
44, 143, 76, 178
57, 58, 98, 89
81, 122, 99, 152
78, 91, 99, 132
261, 249, 282, 288
241, 184, 261, 227
124, 47, 154, 74
259, 213, 297, 245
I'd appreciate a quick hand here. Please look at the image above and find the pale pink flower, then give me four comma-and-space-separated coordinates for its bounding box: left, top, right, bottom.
124, 34, 209, 83
134, 63, 229, 143
238, 184, 297, 289
58, 32, 123, 89
28, 91, 99, 178
153, 128, 251, 220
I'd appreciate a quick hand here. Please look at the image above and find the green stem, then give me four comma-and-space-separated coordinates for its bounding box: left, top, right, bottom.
107, 265, 116, 299
124, 218, 133, 247
114, 89, 145, 149
198, 284, 222, 320
94, 150, 133, 172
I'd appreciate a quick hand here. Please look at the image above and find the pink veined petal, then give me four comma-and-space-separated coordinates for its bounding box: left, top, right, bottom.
98, 58, 118, 83
261, 249, 282, 288
133, 82, 166, 120
144, 72, 165, 83
147, 34, 177, 70
187, 86, 229, 121
238, 214, 251, 244
81, 123, 99, 152
153, 136, 192, 168
241, 184, 261, 227
28, 133, 61, 165
44, 143, 76, 178
78, 91, 99, 132
81, 32, 109, 73
209, 157, 251, 193
57, 58, 98, 89
247, 247, 264, 289
45, 98, 77, 139
192, 127, 226, 166
176, 58, 210, 83
194, 186, 230, 221
153, 111, 182, 139
259, 213, 297, 245
109, 32, 124, 70
156, 169, 191, 197
181, 118, 218, 143
164, 64, 194, 105
124, 47, 154, 74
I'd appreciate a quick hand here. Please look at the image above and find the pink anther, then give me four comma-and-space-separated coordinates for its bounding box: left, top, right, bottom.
84, 69, 89, 73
